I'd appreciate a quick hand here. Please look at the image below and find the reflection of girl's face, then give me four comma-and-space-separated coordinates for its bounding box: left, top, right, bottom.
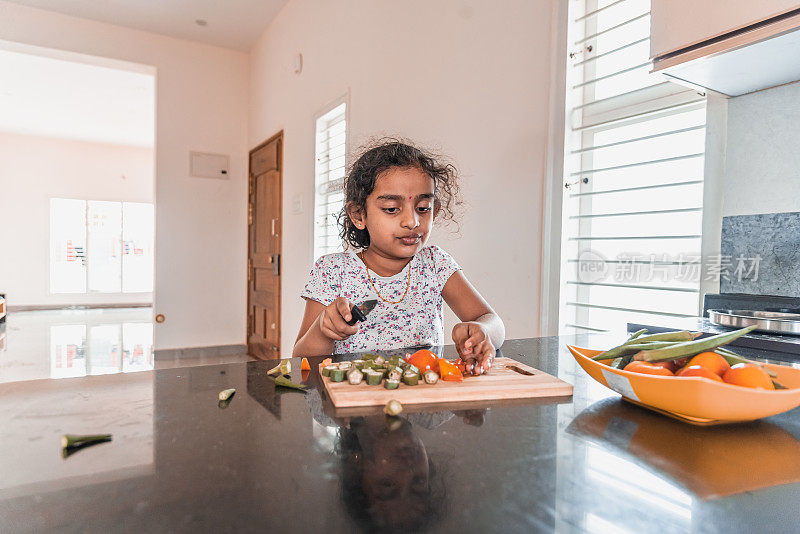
358, 420, 430, 525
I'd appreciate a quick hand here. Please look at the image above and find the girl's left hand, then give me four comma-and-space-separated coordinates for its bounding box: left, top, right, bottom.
452, 322, 495, 375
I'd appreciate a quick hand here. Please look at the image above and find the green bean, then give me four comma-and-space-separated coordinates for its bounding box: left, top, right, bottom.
634, 326, 757, 362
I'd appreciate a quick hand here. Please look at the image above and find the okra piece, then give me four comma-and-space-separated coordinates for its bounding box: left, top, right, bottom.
625, 329, 648, 343
715, 347, 778, 378
635, 326, 757, 362
384, 378, 400, 390
403, 371, 419, 386
624, 330, 701, 345
373, 356, 386, 366
611, 355, 633, 369
362, 354, 378, 361
406, 364, 420, 375
322, 365, 337, 377
373, 367, 388, 379
267, 360, 291, 376
384, 399, 403, 416
423, 370, 439, 384
387, 367, 403, 382
365, 371, 383, 386
330, 369, 345, 382
274, 375, 308, 391
347, 369, 363, 385
62, 433, 112, 449
218, 388, 236, 401
592, 341, 680, 360
352, 360, 365, 370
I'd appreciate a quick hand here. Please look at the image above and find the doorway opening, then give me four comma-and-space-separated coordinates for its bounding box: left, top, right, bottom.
0, 42, 156, 382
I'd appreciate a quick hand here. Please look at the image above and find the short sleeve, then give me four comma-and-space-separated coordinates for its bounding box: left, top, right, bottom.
300, 254, 341, 306
429, 245, 461, 290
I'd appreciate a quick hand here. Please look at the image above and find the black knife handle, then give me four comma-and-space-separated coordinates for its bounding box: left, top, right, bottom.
346, 304, 367, 326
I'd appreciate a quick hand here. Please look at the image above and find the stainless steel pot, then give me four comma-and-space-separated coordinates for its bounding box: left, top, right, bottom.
708, 309, 800, 336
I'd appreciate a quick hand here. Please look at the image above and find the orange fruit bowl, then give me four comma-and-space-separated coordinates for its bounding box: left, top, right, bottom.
567, 345, 800, 424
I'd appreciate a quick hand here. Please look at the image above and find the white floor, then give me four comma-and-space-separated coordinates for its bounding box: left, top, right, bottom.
0, 307, 154, 384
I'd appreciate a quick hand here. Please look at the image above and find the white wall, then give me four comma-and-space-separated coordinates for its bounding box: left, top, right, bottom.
0, 1, 249, 350
0, 132, 153, 307
250, 0, 559, 352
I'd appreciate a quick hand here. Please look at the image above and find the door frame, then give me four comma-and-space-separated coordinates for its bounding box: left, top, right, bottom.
247, 130, 283, 357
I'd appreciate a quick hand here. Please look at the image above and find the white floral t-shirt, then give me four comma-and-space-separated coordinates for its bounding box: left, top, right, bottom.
301, 245, 461, 353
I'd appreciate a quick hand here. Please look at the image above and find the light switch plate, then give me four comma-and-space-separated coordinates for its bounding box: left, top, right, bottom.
292, 193, 304, 214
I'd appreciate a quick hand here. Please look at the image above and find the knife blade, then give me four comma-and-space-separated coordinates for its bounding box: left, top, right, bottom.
346, 299, 378, 326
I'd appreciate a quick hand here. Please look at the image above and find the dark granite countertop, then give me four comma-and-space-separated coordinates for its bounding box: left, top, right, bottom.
2, 334, 800, 533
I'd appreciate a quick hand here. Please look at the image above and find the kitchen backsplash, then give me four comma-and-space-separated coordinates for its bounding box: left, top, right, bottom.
720, 212, 800, 296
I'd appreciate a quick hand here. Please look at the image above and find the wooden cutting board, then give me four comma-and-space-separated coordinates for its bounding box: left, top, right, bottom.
319, 357, 573, 408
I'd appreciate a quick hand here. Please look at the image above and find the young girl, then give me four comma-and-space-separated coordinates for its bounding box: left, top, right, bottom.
293, 139, 504, 375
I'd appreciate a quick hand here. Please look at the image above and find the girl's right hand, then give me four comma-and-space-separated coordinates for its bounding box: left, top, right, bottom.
317, 297, 360, 341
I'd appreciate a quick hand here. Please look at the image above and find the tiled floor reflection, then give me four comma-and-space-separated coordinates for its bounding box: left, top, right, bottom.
0, 307, 153, 383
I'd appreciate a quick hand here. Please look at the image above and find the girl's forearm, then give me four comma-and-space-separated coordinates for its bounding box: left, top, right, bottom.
475, 312, 506, 349
292, 315, 335, 357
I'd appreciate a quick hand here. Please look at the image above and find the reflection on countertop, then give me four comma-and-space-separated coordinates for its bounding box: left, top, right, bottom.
0, 308, 153, 383
1, 334, 800, 533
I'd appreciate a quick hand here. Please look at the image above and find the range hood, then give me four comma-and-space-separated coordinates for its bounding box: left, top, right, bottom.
652, 7, 800, 97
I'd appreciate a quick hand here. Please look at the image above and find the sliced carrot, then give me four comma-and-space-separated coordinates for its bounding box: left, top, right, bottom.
300, 357, 311, 371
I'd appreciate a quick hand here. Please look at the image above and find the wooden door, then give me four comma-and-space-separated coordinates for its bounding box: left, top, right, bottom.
247, 132, 282, 359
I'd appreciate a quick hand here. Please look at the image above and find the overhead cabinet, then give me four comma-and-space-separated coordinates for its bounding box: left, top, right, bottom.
650, 1, 800, 96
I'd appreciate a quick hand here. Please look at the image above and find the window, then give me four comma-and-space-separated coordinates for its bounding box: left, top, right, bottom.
559, 0, 707, 334
50, 199, 154, 294
313, 100, 348, 261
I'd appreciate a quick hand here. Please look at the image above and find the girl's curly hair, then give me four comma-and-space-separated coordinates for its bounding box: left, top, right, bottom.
337, 138, 462, 250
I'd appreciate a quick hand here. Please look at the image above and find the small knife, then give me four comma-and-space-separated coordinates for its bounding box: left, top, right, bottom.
346, 299, 378, 326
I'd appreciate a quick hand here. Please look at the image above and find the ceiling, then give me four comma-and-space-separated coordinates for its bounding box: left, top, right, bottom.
0, 49, 155, 147
5, 0, 290, 51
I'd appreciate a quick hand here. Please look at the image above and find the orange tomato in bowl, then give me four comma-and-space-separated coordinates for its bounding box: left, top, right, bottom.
684, 352, 730, 377
723, 363, 775, 390
652, 361, 679, 373
676, 364, 723, 382
623, 361, 674, 376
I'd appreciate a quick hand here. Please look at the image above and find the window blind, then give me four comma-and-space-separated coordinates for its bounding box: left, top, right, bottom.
560, 0, 707, 334
313, 102, 347, 261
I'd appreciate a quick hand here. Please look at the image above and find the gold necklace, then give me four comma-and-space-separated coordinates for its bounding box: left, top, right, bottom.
359, 251, 412, 304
